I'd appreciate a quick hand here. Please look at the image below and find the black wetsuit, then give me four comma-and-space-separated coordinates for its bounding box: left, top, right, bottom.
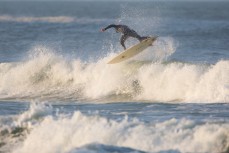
103, 24, 148, 49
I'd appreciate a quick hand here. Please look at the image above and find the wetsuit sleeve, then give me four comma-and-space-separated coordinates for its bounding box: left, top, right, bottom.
104, 24, 118, 31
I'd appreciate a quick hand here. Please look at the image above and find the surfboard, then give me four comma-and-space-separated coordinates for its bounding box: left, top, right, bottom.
107, 37, 157, 64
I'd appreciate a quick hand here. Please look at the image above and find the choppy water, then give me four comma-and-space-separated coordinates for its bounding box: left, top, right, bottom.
0, 1, 229, 153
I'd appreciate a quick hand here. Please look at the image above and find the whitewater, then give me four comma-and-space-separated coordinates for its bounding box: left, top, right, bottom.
0, 44, 228, 103
0, 1, 229, 153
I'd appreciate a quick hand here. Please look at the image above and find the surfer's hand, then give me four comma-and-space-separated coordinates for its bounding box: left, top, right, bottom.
100, 28, 105, 32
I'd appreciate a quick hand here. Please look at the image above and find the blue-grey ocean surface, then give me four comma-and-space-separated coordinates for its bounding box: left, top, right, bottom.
0, 1, 229, 153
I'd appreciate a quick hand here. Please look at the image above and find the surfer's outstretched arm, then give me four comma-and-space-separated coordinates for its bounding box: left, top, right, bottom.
101, 24, 118, 32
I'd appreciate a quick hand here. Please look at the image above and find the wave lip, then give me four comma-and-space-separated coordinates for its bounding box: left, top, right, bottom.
0, 15, 75, 23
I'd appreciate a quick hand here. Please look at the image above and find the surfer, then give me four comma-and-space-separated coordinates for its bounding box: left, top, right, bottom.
101, 24, 150, 50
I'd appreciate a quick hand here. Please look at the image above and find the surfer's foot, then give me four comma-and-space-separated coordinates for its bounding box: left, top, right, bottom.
140, 36, 150, 42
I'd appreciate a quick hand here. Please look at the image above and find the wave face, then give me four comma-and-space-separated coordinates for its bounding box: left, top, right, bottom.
0, 44, 228, 103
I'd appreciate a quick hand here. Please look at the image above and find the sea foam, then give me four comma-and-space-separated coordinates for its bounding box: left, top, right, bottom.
11, 107, 229, 153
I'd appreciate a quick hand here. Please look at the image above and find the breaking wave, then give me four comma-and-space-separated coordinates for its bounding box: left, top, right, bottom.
0, 43, 228, 103
0, 103, 228, 153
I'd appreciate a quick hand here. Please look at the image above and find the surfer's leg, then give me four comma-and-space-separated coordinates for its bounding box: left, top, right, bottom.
120, 35, 129, 50
129, 30, 142, 41
129, 31, 150, 42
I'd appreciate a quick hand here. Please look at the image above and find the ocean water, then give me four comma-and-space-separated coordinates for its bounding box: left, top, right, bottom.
0, 1, 229, 153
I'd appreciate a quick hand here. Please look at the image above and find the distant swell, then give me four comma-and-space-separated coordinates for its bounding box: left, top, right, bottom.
0, 15, 75, 23
0, 15, 110, 23
0, 45, 228, 103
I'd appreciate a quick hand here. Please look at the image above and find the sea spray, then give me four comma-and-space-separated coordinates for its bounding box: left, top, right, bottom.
131, 37, 177, 62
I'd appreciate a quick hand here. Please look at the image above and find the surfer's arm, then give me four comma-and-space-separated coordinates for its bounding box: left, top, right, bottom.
101, 24, 118, 32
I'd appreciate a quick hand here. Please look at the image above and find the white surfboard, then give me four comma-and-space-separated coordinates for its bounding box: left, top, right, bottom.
107, 37, 157, 64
